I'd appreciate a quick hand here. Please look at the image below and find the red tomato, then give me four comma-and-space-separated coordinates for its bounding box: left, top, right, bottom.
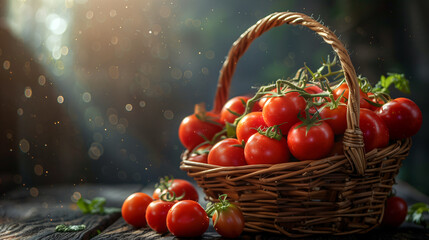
166, 200, 209, 237
178, 111, 223, 151
152, 179, 199, 202
187, 145, 211, 163
376, 98, 422, 140
187, 153, 208, 163
367, 92, 385, 111
145, 200, 176, 233
304, 84, 323, 94
121, 192, 153, 227
220, 96, 261, 124
333, 83, 372, 109
212, 204, 245, 238
236, 112, 268, 143
319, 104, 348, 135
381, 196, 408, 227
244, 132, 289, 164
287, 121, 334, 161
359, 108, 389, 152
208, 138, 246, 166
258, 89, 278, 109
262, 92, 306, 135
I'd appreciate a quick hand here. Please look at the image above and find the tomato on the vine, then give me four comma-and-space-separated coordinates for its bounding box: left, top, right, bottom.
381, 196, 408, 227
187, 144, 211, 164
244, 131, 289, 165
319, 104, 348, 135
208, 138, 246, 166
258, 89, 278, 109
236, 112, 268, 143
220, 96, 261, 124
166, 200, 209, 237
359, 108, 389, 152
179, 104, 223, 151
121, 192, 153, 228
333, 83, 372, 109
376, 97, 422, 140
287, 121, 334, 161
152, 178, 199, 202
145, 199, 176, 233
262, 91, 306, 135
206, 194, 244, 238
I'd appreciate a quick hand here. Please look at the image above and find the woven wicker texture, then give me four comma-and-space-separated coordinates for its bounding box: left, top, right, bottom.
180, 12, 411, 237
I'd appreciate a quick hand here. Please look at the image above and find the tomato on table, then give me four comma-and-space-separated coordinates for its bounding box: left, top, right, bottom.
376, 97, 422, 140
208, 138, 246, 166
121, 192, 153, 228
381, 196, 408, 227
206, 194, 244, 238
145, 199, 176, 233
166, 200, 209, 237
152, 178, 199, 202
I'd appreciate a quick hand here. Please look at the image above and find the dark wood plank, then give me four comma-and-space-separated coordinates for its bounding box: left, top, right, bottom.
0, 184, 142, 240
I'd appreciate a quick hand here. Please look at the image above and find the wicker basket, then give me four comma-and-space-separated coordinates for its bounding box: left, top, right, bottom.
180, 12, 411, 237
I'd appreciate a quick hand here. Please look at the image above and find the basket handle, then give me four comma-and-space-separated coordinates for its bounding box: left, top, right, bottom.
212, 12, 366, 175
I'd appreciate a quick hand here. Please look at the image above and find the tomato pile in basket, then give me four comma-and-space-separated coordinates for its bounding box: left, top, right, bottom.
180, 58, 422, 165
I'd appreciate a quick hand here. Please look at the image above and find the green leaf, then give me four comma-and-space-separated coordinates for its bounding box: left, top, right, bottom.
373, 73, 410, 95
55, 224, 86, 232
77, 197, 119, 215
406, 202, 429, 228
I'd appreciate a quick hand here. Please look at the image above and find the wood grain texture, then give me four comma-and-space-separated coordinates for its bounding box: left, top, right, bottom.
0, 184, 141, 240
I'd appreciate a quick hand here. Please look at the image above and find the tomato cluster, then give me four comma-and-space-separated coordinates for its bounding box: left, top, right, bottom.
180, 65, 422, 165
121, 177, 244, 238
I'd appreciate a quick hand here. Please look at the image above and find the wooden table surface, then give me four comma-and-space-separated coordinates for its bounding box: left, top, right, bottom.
1, 180, 428, 240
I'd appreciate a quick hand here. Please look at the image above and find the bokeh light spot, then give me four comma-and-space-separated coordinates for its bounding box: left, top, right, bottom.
38, 75, 46, 86
17, 108, 24, 116
30, 187, 39, 197
19, 138, 30, 153
159, 6, 171, 18
171, 67, 182, 80
109, 9, 117, 17
34, 164, 44, 176
125, 104, 133, 111
184, 70, 193, 79
82, 92, 91, 103
88, 142, 104, 160
202, 67, 209, 75
24, 87, 32, 98
205, 50, 215, 59
108, 114, 118, 125
57, 95, 64, 104
139, 100, 146, 108
163, 110, 174, 120
86, 10, 94, 20
3, 60, 10, 70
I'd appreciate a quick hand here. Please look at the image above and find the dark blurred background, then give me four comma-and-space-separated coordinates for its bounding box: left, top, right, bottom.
0, 0, 428, 195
